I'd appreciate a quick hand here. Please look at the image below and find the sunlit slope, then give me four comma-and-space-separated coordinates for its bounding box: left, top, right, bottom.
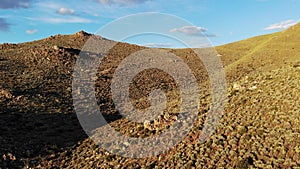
216, 23, 300, 80
216, 33, 275, 67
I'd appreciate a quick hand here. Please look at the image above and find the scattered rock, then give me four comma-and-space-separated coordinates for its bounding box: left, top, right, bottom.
53, 45, 60, 51
248, 86, 257, 91
75, 30, 90, 37
143, 120, 151, 129
100, 68, 112, 75
2, 153, 16, 161
153, 119, 160, 126
233, 83, 242, 91
0, 88, 12, 99
123, 142, 130, 147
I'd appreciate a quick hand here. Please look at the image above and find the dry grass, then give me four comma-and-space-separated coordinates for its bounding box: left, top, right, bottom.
1, 24, 300, 168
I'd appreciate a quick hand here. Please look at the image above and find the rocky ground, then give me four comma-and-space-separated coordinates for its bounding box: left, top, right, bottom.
0, 28, 300, 168
27, 65, 300, 169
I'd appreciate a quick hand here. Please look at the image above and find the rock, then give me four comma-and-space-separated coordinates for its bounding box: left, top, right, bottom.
153, 119, 160, 126
123, 142, 130, 147
163, 113, 170, 119
3, 153, 16, 161
53, 45, 60, 50
143, 120, 151, 129
76, 30, 90, 36
244, 76, 249, 82
0, 88, 13, 99
248, 86, 257, 91
100, 68, 112, 75
233, 83, 242, 91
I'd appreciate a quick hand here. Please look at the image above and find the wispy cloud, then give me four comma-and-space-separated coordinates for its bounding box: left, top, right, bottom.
35, 1, 62, 10
25, 29, 38, 34
34, 2, 98, 18
97, 0, 151, 6
0, 0, 30, 9
264, 20, 298, 30
57, 7, 75, 15
27, 16, 93, 24
34, 1, 74, 15
170, 26, 217, 37
170, 26, 207, 36
142, 43, 173, 48
0, 18, 10, 31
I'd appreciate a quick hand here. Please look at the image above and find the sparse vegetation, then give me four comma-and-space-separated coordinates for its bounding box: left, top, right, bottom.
1, 23, 300, 168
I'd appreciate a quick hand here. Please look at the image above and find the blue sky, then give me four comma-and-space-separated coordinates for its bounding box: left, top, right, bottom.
0, 0, 299, 47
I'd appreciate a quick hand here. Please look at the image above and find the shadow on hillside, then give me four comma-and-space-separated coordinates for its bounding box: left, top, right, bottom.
0, 47, 129, 168
0, 47, 121, 164
0, 91, 122, 168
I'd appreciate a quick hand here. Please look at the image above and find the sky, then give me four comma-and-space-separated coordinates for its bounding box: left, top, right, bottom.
0, 0, 299, 47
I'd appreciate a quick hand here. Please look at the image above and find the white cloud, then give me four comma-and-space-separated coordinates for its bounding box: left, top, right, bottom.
25, 29, 38, 34
57, 7, 75, 15
170, 26, 218, 37
170, 26, 208, 36
143, 43, 173, 48
27, 16, 92, 24
264, 20, 298, 30
35, 2, 76, 15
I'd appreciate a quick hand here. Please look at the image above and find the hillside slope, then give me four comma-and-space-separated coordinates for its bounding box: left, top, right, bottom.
217, 23, 300, 80
0, 24, 300, 168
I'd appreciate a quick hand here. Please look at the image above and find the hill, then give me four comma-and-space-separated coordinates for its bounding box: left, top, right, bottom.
217, 23, 300, 80
0, 24, 300, 168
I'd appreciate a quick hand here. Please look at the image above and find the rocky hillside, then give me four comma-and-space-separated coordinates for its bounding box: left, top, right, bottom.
0, 23, 300, 168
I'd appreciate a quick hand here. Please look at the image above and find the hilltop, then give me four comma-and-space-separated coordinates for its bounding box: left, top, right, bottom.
0, 24, 300, 168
